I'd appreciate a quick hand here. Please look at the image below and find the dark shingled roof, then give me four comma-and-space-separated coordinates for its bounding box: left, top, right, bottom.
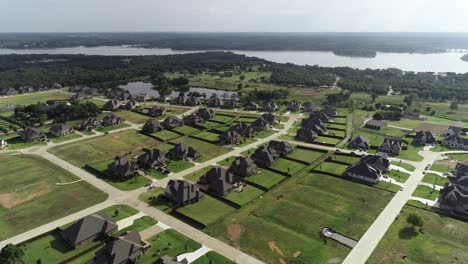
94, 231, 144, 264
346, 162, 381, 180
61, 213, 117, 246
199, 167, 241, 196
164, 179, 204, 205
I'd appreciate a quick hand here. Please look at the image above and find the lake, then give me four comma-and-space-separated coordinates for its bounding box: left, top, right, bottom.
2, 45, 468, 73
119, 82, 238, 98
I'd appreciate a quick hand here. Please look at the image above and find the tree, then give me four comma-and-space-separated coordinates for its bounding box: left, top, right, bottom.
449, 101, 459, 112
407, 213, 424, 230
151, 75, 173, 101
237, 83, 243, 90
114, 209, 119, 216
239, 75, 245, 81
0, 244, 24, 264
404, 93, 418, 106
371, 93, 379, 102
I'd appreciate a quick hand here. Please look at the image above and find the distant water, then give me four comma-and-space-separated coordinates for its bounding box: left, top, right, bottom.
2, 45, 468, 73
119, 81, 238, 98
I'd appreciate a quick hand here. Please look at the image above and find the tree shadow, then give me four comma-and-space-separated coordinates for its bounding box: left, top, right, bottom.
398, 226, 419, 239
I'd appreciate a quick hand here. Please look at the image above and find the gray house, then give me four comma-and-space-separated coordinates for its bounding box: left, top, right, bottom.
20, 127, 47, 142
378, 138, 402, 156
142, 119, 164, 134
296, 128, 318, 143
348, 136, 370, 151
287, 101, 302, 112
365, 119, 385, 130
108, 156, 139, 180
137, 148, 169, 169
218, 130, 242, 145
245, 102, 259, 111
345, 162, 382, 183
80, 117, 101, 131
414, 131, 437, 145
183, 114, 205, 126
250, 117, 270, 132
263, 101, 278, 112
103, 99, 121, 111
439, 164, 468, 215
222, 99, 238, 109
199, 167, 242, 196
208, 97, 222, 107
125, 99, 138, 110
162, 117, 184, 129
50, 123, 74, 137
360, 154, 390, 173
229, 122, 253, 137
261, 113, 276, 125
301, 117, 327, 135
164, 180, 204, 206
195, 108, 215, 120
93, 231, 145, 264
268, 140, 294, 156
229, 156, 258, 178
442, 134, 468, 150
148, 105, 167, 117
251, 145, 280, 168
321, 107, 337, 117
168, 143, 200, 160
102, 114, 124, 127
61, 213, 117, 249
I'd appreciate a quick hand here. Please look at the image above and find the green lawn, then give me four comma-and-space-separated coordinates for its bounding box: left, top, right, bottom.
216, 156, 238, 167
0, 135, 47, 150
315, 162, 348, 176
147, 168, 167, 180
197, 120, 225, 129
397, 142, 424, 162
315, 136, 341, 145
192, 251, 235, 264
368, 205, 468, 264
100, 204, 139, 221
205, 173, 394, 264
171, 137, 232, 162
0, 154, 107, 240
447, 153, 468, 163
0, 91, 69, 107
386, 169, 410, 183
173, 125, 202, 135
176, 195, 236, 226
191, 131, 221, 142
253, 130, 275, 139
138, 230, 202, 264
211, 115, 237, 123
115, 110, 149, 124
183, 166, 215, 182
270, 158, 307, 175
422, 173, 449, 186
285, 147, 326, 164
88, 159, 151, 191
152, 130, 182, 141
412, 185, 440, 201
168, 160, 194, 173
391, 161, 416, 172
244, 170, 288, 190
95, 123, 130, 133
139, 188, 173, 213
330, 155, 361, 165
49, 133, 82, 143
49, 130, 171, 167
224, 186, 264, 206
430, 163, 453, 173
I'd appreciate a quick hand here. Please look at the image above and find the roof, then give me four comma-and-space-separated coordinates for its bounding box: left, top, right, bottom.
360, 154, 390, 171
94, 231, 143, 264
365, 119, 385, 128
61, 214, 117, 245
346, 162, 380, 179
50, 123, 72, 133
200, 167, 241, 195
20, 127, 45, 138
380, 138, 402, 149
349, 135, 370, 146
164, 180, 203, 204
268, 140, 294, 155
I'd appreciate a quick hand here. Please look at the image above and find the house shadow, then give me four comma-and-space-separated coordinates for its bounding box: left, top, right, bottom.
49, 232, 74, 254
398, 227, 419, 239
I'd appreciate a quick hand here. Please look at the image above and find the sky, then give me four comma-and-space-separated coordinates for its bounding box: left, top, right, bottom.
1, 0, 468, 32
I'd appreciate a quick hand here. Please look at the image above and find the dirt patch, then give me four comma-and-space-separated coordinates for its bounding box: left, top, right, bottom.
268, 241, 285, 257
227, 224, 245, 242
293, 251, 302, 257
434, 160, 457, 170
0, 188, 52, 208
416, 123, 448, 134
328, 258, 342, 264
278, 258, 287, 264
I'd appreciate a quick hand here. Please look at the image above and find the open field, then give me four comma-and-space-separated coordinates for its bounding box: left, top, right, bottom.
177, 195, 236, 226
152, 129, 182, 141
368, 205, 468, 264
245, 170, 288, 190
205, 173, 394, 264
49, 130, 171, 167
114, 110, 149, 124
0, 91, 69, 107
270, 158, 307, 175
192, 251, 236, 264
171, 137, 232, 162
224, 185, 264, 206
287, 147, 326, 163
0, 154, 107, 239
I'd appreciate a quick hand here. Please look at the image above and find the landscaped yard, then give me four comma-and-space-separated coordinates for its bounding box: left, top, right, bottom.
183, 166, 215, 182
391, 161, 416, 172
287, 147, 326, 164
224, 185, 264, 206
412, 185, 440, 201
173, 125, 202, 135
168, 160, 195, 173
211, 114, 236, 123
422, 173, 449, 186
204, 173, 394, 264
176, 195, 236, 226
315, 161, 348, 176
330, 155, 361, 165
245, 170, 288, 189
192, 251, 235, 264
88, 159, 151, 191
139, 187, 173, 213
397, 142, 424, 162
152, 129, 182, 141
315, 136, 341, 145
48, 133, 82, 143
171, 137, 232, 162
386, 169, 410, 183
0, 154, 107, 240
191, 131, 221, 142
115, 110, 149, 124
216, 156, 238, 167
270, 158, 307, 175
368, 206, 468, 264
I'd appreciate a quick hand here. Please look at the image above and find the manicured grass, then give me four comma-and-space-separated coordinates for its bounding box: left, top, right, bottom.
216, 156, 238, 167
330, 155, 361, 165
119, 216, 158, 233
374, 181, 401, 193
171, 137, 232, 162
115, 110, 149, 124
430, 163, 453, 173
191, 131, 221, 142
152, 129, 182, 141
197, 120, 225, 129
168, 160, 194, 173
253, 130, 275, 139
192, 251, 235, 264
315, 136, 341, 145
397, 142, 424, 162
48, 133, 82, 143
386, 118, 423, 129
0, 154, 107, 240
287, 147, 326, 164
183, 166, 215, 182
138, 229, 202, 264
224, 185, 264, 206
270, 158, 307, 175
245, 170, 287, 190
95, 123, 130, 133
368, 205, 468, 264
391, 161, 416, 172
146, 168, 167, 180
211, 115, 236, 123
386, 169, 410, 183
315, 161, 348, 176
0, 135, 47, 150
236, 137, 257, 147
49, 130, 171, 167
236, 117, 257, 123
447, 153, 468, 163
177, 195, 236, 226
422, 173, 449, 186
88, 159, 151, 191
205, 173, 394, 264
139, 187, 173, 213
327, 129, 346, 138
0, 91, 69, 107
173, 125, 202, 135
100, 204, 139, 221
412, 185, 440, 201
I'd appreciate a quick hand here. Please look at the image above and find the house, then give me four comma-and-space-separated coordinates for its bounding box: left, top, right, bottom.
222, 99, 238, 109
162, 117, 184, 129
295, 128, 318, 143
250, 117, 270, 132
195, 108, 215, 120
93, 231, 145, 264
61, 213, 117, 248
378, 138, 403, 156
183, 114, 205, 126
263, 101, 278, 112
303, 102, 319, 113
403, 111, 427, 121
261, 113, 276, 125
245, 102, 259, 111
137, 148, 169, 168
218, 130, 242, 145
132, 93, 150, 102
148, 105, 167, 117
108, 156, 139, 180
50, 123, 74, 137
80, 117, 101, 131
287, 101, 301, 112
142, 119, 163, 134
199, 167, 242, 196
103, 99, 121, 111
168, 143, 200, 160
125, 99, 138, 110
321, 107, 337, 117
69, 93, 90, 102
164, 180, 204, 206
442, 125, 464, 137
345, 162, 382, 183
0, 139, 7, 150
20, 127, 47, 142
0, 87, 18, 96
364, 119, 385, 130
360, 154, 390, 173
442, 134, 468, 150
310, 111, 330, 123
348, 136, 370, 151
102, 114, 124, 127
171, 95, 186, 105
439, 165, 468, 214
414, 131, 437, 145
301, 117, 327, 135
229, 122, 253, 137
229, 156, 257, 178
208, 97, 222, 107
251, 145, 280, 167
222, 71, 234, 77
156, 256, 188, 264
268, 140, 294, 156
185, 96, 201, 106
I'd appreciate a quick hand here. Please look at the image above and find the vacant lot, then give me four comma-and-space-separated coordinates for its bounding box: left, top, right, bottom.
0, 91, 69, 107
115, 110, 149, 124
447, 153, 468, 164
422, 173, 449, 186
49, 130, 171, 167
177, 195, 236, 226
224, 185, 264, 206
153, 129, 182, 141
205, 173, 394, 264
412, 185, 440, 201
0, 154, 107, 239
191, 131, 221, 142
368, 206, 468, 264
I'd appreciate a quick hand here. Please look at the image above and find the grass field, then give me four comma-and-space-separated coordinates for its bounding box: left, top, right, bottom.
176, 195, 236, 226
0, 135, 47, 150
192, 251, 235, 264
447, 153, 468, 163
115, 110, 149, 124
245, 170, 288, 189
287, 148, 326, 163
368, 205, 468, 264
191, 131, 221, 142
0, 154, 107, 239
197, 120, 225, 129
205, 173, 394, 264
224, 185, 264, 206
315, 136, 342, 145
398, 142, 424, 162
211, 115, 237, 123
270, 158, 307, 175
216, 156, 238, 167
48, 133, 82, 143
88, 159, 151, 191
0, 91, 69, 107
173, 125, 202, 135
422, 173, 449, 186
171, 137, 232, 162
138, 188, 173, 213
391, 161, 416, 172
183, 166, 215, 182
49, 130, 171, 167
315, 162, 348, 176
386, 169, 410, 183
412, 185, 440, 201
168, 160, 194, 173
95, 123, 130, 133
330, 155, 361, 165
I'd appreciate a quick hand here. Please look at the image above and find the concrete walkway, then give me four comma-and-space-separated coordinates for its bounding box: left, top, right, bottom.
409, 197, 440, 207
116, 212, 146, 230
177, 245, 211, 263
389, 164, 413, 175
418, 182, 443, 191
